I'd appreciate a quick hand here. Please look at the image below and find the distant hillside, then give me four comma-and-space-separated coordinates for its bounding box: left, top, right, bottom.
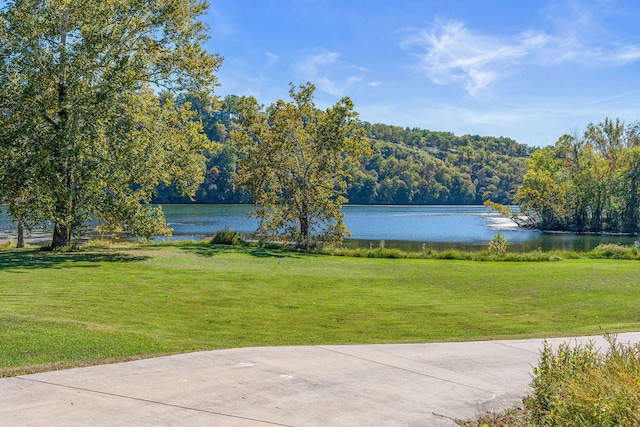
154, 96, 535, 205
348, 123, 533, 205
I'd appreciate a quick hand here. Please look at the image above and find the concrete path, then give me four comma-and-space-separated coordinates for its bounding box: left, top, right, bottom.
2, 333, 640, 426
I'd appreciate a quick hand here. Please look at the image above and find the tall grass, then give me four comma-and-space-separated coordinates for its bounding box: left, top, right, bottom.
586, 242, 640, 260
526, 335, 640, 426
209, 229, 246, 246
319, 244, 562, 262
144, 229, 640, 262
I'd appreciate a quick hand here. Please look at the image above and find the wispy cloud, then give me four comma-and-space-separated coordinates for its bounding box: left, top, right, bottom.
265, 52, 279, 68
582, 45, 640, 65
296, 49, 369, 96
403, 20, 550, 96
404, 5, 640, 96
587, 88, 640, 106
541, 0, 640, 66
207, 5, 236, 38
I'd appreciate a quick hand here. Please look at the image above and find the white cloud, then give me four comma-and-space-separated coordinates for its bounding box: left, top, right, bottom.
265, 52, 279, 67
296, 49, 371, 96
404, 11, 640, 96
587, 88, 640, 106
404, 20, 550, 96
583, 45, 640, 66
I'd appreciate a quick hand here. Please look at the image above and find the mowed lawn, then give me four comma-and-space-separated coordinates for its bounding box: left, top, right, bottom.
1, 242, 639, 376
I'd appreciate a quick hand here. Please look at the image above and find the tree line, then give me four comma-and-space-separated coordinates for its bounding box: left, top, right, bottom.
153, 95, 534, 207
493, 118, 640, 233
3, 2, 636, 247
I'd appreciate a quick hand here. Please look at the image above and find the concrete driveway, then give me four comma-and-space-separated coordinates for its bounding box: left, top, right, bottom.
2, 333, 639, 426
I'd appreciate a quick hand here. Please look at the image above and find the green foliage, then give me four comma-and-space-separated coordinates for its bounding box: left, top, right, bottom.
488, 233, 508, 255
526, 335, 640, 426
353, 123, 531, 205
320, 245, 560, 262
0, 0, 222, 247
42, 243, 79, 253
153, 95, 251, 204
457, 407, 535, 427
153, 110, 532, 206
586, 243, 640, 260
513, 118, 640, 233
463, 336, 640, 427
209, 229, 246, 246
232, 83, 369, 244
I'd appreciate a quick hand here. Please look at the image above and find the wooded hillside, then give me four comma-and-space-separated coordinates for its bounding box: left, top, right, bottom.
153, 96, 534, 205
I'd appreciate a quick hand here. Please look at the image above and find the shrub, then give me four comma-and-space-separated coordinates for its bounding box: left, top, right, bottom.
41, 244, 78, 252
210, 229, 246, 246
526, 335, 640, 426
587, 243, 640, 260
463, 335, 640, 426
488, 233, 508, 255
320, 246, 564, 262
369, 247, 406, 258
432, 250, 473, 260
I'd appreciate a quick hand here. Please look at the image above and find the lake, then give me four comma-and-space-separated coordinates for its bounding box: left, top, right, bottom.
2, 204, 636, 252
161, 204, 639, 252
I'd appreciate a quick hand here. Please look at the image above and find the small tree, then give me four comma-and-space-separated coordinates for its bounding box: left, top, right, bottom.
488, 233, 507, 255
232, 83, 369, 244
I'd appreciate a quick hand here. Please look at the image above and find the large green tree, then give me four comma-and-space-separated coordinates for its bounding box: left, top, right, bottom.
232, 83, 369, 244
503, 118, 640, 233
0, 0, 221, 247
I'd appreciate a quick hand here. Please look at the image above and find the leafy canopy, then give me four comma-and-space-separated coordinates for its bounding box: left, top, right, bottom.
491, 118, 640, 233
232, 83, 369, 244
0, 0, 222, 247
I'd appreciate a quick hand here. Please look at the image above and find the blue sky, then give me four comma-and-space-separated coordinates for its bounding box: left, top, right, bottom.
205, 0, 640, 146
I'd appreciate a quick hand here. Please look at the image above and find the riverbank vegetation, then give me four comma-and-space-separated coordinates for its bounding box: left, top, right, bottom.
2, 242, 640, 377
209, 229, 640, 261
492, 118, 640, 234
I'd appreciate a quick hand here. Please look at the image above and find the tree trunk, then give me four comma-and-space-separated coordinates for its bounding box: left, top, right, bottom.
626, 178, 638, 232
299, 200, 309, 239
50, 11, 72, 250
17, 217, 24, 248
299, 214, 309, 239
52, 222, 70, 248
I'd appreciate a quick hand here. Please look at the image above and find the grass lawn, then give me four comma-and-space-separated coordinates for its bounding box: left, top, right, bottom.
1, 242, 639, 376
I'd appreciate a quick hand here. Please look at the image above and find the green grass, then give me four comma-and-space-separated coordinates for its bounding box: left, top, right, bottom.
1, 241, 640, 376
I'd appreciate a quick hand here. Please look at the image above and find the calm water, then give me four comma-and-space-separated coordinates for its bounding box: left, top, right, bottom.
1, 204, 638, 252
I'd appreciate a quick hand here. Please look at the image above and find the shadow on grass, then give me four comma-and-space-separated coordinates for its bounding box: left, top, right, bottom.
0, 249, 150, 271
176, 243, 301, 259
